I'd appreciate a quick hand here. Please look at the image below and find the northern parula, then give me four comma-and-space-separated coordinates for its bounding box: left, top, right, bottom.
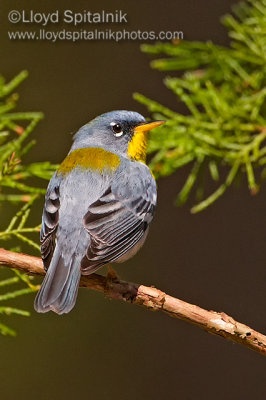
35, 111, 165, 314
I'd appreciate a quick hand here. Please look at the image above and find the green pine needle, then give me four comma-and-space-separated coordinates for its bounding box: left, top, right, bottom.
134, 0, 266, 212
0, 71, 57, 336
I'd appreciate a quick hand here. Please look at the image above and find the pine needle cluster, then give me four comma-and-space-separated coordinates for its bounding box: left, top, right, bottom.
134, 0, 266, 212
0, 71, 56, 335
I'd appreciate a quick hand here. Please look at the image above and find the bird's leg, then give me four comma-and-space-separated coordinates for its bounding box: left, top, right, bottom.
107, 264, 120, 282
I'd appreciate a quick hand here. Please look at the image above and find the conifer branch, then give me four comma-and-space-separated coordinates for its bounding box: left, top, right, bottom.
134, 0, 266, 212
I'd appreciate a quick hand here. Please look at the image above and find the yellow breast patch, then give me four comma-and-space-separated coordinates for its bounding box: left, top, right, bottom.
57, 147, 120, 176
127, 131, 148, 163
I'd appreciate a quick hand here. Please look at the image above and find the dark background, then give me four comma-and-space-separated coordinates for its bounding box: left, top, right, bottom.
0, 0, 265, 399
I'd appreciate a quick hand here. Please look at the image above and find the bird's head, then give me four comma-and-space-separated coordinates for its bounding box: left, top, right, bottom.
72, 110, 165, 162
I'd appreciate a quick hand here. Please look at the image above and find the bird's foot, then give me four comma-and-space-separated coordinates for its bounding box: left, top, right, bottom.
107, 265, 120, 283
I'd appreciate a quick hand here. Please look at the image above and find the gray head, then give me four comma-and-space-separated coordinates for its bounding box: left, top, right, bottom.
71, 110, 164, 162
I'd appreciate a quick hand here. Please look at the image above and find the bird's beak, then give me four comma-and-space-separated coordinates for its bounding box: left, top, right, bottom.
134, 120, 165, 134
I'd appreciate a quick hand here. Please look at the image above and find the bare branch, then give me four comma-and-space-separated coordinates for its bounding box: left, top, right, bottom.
0, 247, 265, 356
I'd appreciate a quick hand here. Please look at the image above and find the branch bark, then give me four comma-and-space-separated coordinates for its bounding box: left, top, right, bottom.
0, 248, 265, 356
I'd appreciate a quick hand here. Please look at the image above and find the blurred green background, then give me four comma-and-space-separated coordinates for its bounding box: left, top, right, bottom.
0, 0, 265, 399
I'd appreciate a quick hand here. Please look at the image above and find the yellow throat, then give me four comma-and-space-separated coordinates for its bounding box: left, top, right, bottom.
127, 120, 165, 163
128, 130, 148, 163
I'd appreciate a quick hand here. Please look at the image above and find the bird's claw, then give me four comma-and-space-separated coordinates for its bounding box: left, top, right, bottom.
107, 265, 120, 282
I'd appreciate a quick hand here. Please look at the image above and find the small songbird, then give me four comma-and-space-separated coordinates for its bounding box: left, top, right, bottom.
34, 111, 165, 314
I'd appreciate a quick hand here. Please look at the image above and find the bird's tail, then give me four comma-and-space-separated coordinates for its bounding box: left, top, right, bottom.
34, 245, 81, 315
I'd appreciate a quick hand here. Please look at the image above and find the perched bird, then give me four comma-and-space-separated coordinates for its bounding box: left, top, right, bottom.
34, 110, 165, 314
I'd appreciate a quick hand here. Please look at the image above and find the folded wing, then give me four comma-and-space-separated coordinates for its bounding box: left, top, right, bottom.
81, 165, 156, 273
40, 178, 60, 270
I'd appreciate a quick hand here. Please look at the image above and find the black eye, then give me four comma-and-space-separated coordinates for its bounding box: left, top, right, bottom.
112, 123, 122, 133
111, 123, 123, 137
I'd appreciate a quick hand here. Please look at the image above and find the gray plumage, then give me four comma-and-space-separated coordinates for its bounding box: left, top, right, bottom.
34, 111, 159, 314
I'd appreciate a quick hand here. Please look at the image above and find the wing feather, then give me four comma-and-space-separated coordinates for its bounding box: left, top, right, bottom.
40, 181, 60, 271
81, 166, 156, 273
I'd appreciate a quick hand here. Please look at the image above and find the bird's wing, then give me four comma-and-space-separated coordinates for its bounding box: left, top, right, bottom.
81, 163, 156, 273
40, 175, 61, 271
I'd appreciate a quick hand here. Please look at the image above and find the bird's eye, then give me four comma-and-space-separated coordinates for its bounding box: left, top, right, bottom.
111, 122, 123, 137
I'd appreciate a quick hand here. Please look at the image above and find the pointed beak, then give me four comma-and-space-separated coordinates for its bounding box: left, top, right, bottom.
134, 120, 165, 134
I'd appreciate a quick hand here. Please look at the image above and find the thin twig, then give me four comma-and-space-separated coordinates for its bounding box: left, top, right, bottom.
0, 248, 265, 356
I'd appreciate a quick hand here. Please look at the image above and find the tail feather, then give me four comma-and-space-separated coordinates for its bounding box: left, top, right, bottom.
50, 264, 81, 314
34, 247, 81, 315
